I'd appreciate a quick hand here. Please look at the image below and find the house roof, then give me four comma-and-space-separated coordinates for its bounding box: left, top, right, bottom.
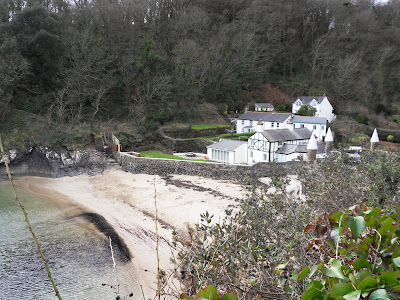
291, 116, 327, 125
294, 96, 326, 104
255, 103, 274, 109
237, 112, 291, 122
207, 139, 247, 151
262, 128, 312, 142
276, 143, 325, 155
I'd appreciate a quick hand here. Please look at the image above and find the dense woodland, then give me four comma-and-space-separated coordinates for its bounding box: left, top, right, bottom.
0, 0, 399, 130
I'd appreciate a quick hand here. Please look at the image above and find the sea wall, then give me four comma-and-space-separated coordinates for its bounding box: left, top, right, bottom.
115, 152, 297, 181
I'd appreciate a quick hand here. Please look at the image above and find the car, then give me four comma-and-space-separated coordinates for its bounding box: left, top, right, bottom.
185, 152, 196, 157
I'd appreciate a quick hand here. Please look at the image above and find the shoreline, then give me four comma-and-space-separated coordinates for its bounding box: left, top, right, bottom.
19, 170, 245, 298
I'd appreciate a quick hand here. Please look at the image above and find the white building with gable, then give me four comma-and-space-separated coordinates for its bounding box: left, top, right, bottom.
292, 95, 336, 122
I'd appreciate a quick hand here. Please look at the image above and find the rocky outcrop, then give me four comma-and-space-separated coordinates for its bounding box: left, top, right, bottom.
0, 144, 109, 177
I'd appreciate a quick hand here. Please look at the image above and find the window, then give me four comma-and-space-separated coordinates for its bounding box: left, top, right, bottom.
321, 125, 325, 131
313, 125, 317, 130
250, 151, 253, 158
277, 123, 280, 128
250, 139, 255, 146
301, 124, 305, 128
241, 120, 245, 125
271, 122, 274, 128
263, 154, 267, 161
242, 128, 245, 133
293, 124, 296, 129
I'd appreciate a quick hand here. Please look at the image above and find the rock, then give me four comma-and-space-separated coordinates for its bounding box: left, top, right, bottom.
0, 143, 111, 177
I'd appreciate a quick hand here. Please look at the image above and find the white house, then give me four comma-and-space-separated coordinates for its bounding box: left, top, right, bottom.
292, 95, 336, 122
206, 139, 247, 164
290, 116, 327, 141
255, 103, 274, 112
247, 122, 312, 164
236, 112, 292, 133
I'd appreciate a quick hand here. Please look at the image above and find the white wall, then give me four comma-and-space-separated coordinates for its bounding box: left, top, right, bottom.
236, 118, 290, 133
234, 144, 248, 164
318, 98, 336, 122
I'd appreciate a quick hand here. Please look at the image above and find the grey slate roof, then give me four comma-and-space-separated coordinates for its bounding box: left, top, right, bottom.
255, 103, 274, 109
276, 143, 298, 154
262, 128, 312, 142
294, 96, 325, 104
207, 139, 247, 151
276, 143, 325, 155
291, 116, 327, 124
237, 112, 291, 122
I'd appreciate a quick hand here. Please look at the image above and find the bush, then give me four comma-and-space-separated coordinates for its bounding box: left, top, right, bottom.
299, 204, 400, 299
297, 104, 316, 116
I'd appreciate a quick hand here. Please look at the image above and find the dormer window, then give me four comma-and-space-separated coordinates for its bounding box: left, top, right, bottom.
295, 100, 302, 106
310, 100, 317, 107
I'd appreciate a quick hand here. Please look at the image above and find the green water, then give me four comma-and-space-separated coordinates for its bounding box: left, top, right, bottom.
0, 180, 136, 299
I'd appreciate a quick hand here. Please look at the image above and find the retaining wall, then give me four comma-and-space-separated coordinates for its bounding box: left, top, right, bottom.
115, 152, 298, 181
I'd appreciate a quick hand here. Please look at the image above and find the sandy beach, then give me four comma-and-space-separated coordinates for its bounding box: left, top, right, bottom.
22, 170, 245, 298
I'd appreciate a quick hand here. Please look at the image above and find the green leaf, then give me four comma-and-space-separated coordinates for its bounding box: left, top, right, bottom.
347, 216, 366, 238
194, 285, 220, 300
329, 211, 345, 223
324, 259, 346, 279
309, 263, 323, 278
380, 217, 394, 233
393, 256, 400, 268
302, 284, 324, 300
180, 294, 193, 300
222, 290, 238, 300
379, 271, 400, 282
343, 290, 361, 300
368, 289, 389, 300
356, 276, 378, 291
353, 258, 372, 270
330, 283, 355, 298
298, 267, 311, 281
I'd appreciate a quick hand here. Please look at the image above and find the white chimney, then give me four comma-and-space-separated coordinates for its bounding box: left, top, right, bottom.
325, 128, 334, 153
307, 133, 318, 162
370, 128, 379, 152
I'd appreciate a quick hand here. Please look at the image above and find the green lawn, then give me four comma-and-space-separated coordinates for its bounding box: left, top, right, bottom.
191, 124, 230, 130
140, 151, 209, 162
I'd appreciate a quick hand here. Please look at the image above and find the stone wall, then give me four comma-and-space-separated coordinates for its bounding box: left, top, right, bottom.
115, 152, 298, 181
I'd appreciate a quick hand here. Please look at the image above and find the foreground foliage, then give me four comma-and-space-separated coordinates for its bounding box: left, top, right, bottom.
175, 151, 400, 299
299, 204, 400, 299
180, 285, 238, 300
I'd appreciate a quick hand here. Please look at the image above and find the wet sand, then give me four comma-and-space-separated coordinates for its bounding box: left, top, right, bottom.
20, 170, 245, 298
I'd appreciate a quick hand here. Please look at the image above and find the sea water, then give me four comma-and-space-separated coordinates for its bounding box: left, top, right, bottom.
0, 179, 136, 299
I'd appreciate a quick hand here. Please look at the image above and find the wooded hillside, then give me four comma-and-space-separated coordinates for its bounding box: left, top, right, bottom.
0, 0, 399, 128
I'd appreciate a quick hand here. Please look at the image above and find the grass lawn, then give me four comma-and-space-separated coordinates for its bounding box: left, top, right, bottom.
140, 151, 210, 162
191, 124, 230, 130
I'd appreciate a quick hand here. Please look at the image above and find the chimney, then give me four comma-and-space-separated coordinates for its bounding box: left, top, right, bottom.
323, 93, 326, 98
324, 128, 334, 153
370, 128, 379, 152
256, 120, 264, 133
307, 134, 318, 162
245, 107, 248, 113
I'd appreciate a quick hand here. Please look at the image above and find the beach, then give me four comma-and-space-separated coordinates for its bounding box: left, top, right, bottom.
22, 170, 245, 298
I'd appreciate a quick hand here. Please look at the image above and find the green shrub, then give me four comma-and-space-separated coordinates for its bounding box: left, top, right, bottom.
388, 135, 394, 142
299, 204, 400, 299
297, 104, 317, 116
393, 115, 400, 122
350, 132, 369, 146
